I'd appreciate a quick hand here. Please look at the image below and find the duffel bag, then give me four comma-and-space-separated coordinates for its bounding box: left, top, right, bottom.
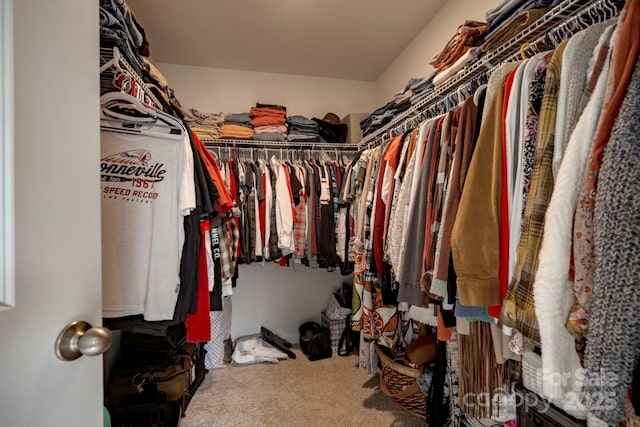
107, 354, 191, 408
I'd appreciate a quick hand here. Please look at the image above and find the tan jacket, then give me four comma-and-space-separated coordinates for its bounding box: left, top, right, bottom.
450, 65, 516, 306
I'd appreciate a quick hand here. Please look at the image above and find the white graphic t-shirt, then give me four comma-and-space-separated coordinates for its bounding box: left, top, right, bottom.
101, 130, 195, 321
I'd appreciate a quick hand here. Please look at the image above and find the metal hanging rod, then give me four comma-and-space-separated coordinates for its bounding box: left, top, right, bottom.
504, 0, 623, 63
210, 146, 354, 164
202, 138, 361, 151
359, 0, 623, 148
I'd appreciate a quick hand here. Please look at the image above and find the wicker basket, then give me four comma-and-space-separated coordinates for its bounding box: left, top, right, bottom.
375, 344, 427, 418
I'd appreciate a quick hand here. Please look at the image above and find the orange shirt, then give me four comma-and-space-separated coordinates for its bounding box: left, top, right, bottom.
191, 132, 234, 216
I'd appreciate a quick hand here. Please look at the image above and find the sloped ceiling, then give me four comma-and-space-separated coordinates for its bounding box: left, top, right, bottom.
126, 0, 448, 81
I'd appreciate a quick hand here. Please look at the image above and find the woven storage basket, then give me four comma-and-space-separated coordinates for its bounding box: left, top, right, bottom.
375, 344, 427, 418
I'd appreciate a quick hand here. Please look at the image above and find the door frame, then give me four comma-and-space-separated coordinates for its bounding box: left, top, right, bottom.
0, 0, 14, 311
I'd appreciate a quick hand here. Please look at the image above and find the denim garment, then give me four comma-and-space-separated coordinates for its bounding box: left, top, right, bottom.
287, 134, 320, 142
288, 128, 319, 137
409, 73, 435, 92
410, 91, 430, 106
455, 296, 492, 320
252, 133, 286, 142
225, 113, 252, 125
287, 115, 319, 128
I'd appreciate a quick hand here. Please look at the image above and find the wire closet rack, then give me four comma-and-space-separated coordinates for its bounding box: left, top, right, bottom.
360, 0, 624, 149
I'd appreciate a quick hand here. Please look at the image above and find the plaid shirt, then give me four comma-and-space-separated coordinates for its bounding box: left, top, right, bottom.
293, 165, 308, 259
501, 51, 556, 345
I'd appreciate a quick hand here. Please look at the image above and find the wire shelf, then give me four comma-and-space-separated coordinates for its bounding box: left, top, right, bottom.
359, 0, 623, 148
203, 138, 361, 151
99, 46, 162, 109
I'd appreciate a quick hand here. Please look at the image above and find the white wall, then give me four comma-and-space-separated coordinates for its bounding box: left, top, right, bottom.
156, 64, 371, 344
157, 63, 376, 119
156, 1, 504, 344
0, 0, 103, 425
230, 263, 351, 344
375, 0, 499, 105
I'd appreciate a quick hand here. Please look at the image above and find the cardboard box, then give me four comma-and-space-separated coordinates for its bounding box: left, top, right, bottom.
341, 113, 368, 144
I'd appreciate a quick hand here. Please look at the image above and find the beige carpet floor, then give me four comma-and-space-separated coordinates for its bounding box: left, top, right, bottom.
181, 347, 427, 427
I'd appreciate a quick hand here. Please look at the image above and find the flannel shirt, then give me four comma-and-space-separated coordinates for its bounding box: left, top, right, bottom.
501, 51, 555, 345
293, 165, 308, 259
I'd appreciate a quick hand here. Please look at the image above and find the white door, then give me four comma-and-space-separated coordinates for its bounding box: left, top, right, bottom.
0, 1, 103, 426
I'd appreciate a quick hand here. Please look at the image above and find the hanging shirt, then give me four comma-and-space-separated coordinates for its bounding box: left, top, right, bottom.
101, 129, 196, 321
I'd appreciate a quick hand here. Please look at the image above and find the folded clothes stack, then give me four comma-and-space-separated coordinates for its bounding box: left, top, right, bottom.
250, 106, 288, 141
225, 112, 252, 126
408, 74, 436, 106
287, 115, 320, 142
429, 20, 487, 73
359, 73, 435, 137
433, 47, 482, 87
358, 1, 566, 141
220, 112, 254, 139
141, 58, 183, 116
100, 0, 149, 78
428, 19, 487, 89
181, 107, 225, 140
484, 0, 563, 44
219, 123, 254, 139
483, 7, 550, 53
359, 101, 396, 137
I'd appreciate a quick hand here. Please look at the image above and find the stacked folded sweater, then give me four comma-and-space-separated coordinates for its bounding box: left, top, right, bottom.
482, 7, 549, 53
100, 0, 149, 78
181, 107, 225, 140
287, 116, 320, 142
433, 47, 483, 87
250, 107, 288, 141
359, 73, 435, 137
221, 112, 254, 139
429, 20, 487, 88
359, 101, 396, 137
485, 0, 561, 39
429, 20, 487, 73
408, 74, 436, 106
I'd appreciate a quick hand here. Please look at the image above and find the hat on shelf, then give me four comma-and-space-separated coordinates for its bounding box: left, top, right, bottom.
322, 112, 341, 125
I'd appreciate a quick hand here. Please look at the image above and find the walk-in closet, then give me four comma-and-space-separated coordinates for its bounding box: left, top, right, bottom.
0, 0, 639, 426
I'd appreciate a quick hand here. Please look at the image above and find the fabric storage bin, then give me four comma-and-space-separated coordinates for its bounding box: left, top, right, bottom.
321, 311, 347, 354
515, 383, 586, 427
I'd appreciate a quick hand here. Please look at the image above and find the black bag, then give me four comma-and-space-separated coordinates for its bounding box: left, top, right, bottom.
338, 314, 360, 356
107, 354, 191, 409
107, 342, 204, 412
182, 343, 207, 412
120, 324, 187, 358
312, 117, 348, 143
299, 321, 332, 361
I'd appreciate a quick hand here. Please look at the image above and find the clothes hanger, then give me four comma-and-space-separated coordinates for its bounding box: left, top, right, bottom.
473, 83, 488, 106
100, 92, 184, 139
